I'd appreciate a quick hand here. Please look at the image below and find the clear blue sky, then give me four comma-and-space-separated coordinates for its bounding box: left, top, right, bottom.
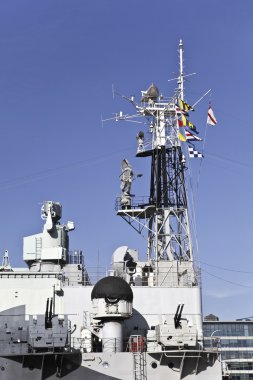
0, 0, 252, 320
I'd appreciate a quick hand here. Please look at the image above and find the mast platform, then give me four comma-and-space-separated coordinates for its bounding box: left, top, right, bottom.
116, 205, 155, 219
136, 146, 176, 158
136, 149, 153, 157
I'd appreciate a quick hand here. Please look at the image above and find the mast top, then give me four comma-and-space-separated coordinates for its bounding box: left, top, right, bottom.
178, 39, 184, 100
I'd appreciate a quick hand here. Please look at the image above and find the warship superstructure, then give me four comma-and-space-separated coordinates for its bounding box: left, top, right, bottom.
0, 41, 223, 379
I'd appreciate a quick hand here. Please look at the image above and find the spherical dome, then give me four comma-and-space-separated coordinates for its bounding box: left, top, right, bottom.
91, 276, 133, 302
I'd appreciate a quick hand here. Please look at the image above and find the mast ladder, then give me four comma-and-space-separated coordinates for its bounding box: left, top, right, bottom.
83, 310, 91, 328
133, 352, 147, 380
35, 237, 42, 260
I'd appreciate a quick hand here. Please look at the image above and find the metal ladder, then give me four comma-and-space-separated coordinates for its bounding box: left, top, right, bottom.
35, 237, 42, 260
83, 311, 91, 328
82, 311, 101, 338
133, 352, 147, 380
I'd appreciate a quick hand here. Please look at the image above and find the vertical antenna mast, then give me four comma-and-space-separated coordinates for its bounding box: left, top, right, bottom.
178, 39, 184, 100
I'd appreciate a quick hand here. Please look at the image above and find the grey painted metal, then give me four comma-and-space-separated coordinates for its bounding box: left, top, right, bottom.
0, 40, 223, 379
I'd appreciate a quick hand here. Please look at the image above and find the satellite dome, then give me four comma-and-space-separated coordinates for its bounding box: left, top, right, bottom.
91, 276, 133, 302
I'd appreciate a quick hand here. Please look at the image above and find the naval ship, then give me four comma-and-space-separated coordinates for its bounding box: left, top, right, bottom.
0, 40, 223, 379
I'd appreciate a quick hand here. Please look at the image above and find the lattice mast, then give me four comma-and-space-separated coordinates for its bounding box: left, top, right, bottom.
116, 39, 193, 268
147, 39, 192, 264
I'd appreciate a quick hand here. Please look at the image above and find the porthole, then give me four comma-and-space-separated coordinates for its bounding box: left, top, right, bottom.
151, 362, 157, 369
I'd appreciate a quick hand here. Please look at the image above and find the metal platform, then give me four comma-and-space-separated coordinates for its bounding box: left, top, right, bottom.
116, 205, 155, 219
136, 146, 175, 158
136, 149, 153, 157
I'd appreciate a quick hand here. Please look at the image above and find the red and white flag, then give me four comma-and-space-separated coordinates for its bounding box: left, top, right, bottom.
207, 103, 217, 126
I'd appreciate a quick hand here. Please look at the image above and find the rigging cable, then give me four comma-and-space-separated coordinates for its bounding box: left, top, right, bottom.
201, 260, 253, 274
196, 91, 212, 191
0, 142, 252, 190
191, 94, 212, 267
184, 135, 200, 265
202, 268, 253, 289
0, 147, 134, 190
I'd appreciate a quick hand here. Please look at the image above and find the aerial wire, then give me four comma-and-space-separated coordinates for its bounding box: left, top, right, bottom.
0, 146, 134, 190
183, 90, 213, 266
196, 91, 212, 191
202, 268, 253, 289
0, 142, 252, 190
201, 260, 253, 274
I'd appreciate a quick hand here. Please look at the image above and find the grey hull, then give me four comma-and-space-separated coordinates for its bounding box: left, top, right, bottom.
0, 350, 221, 380
0, 353, 121, 380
